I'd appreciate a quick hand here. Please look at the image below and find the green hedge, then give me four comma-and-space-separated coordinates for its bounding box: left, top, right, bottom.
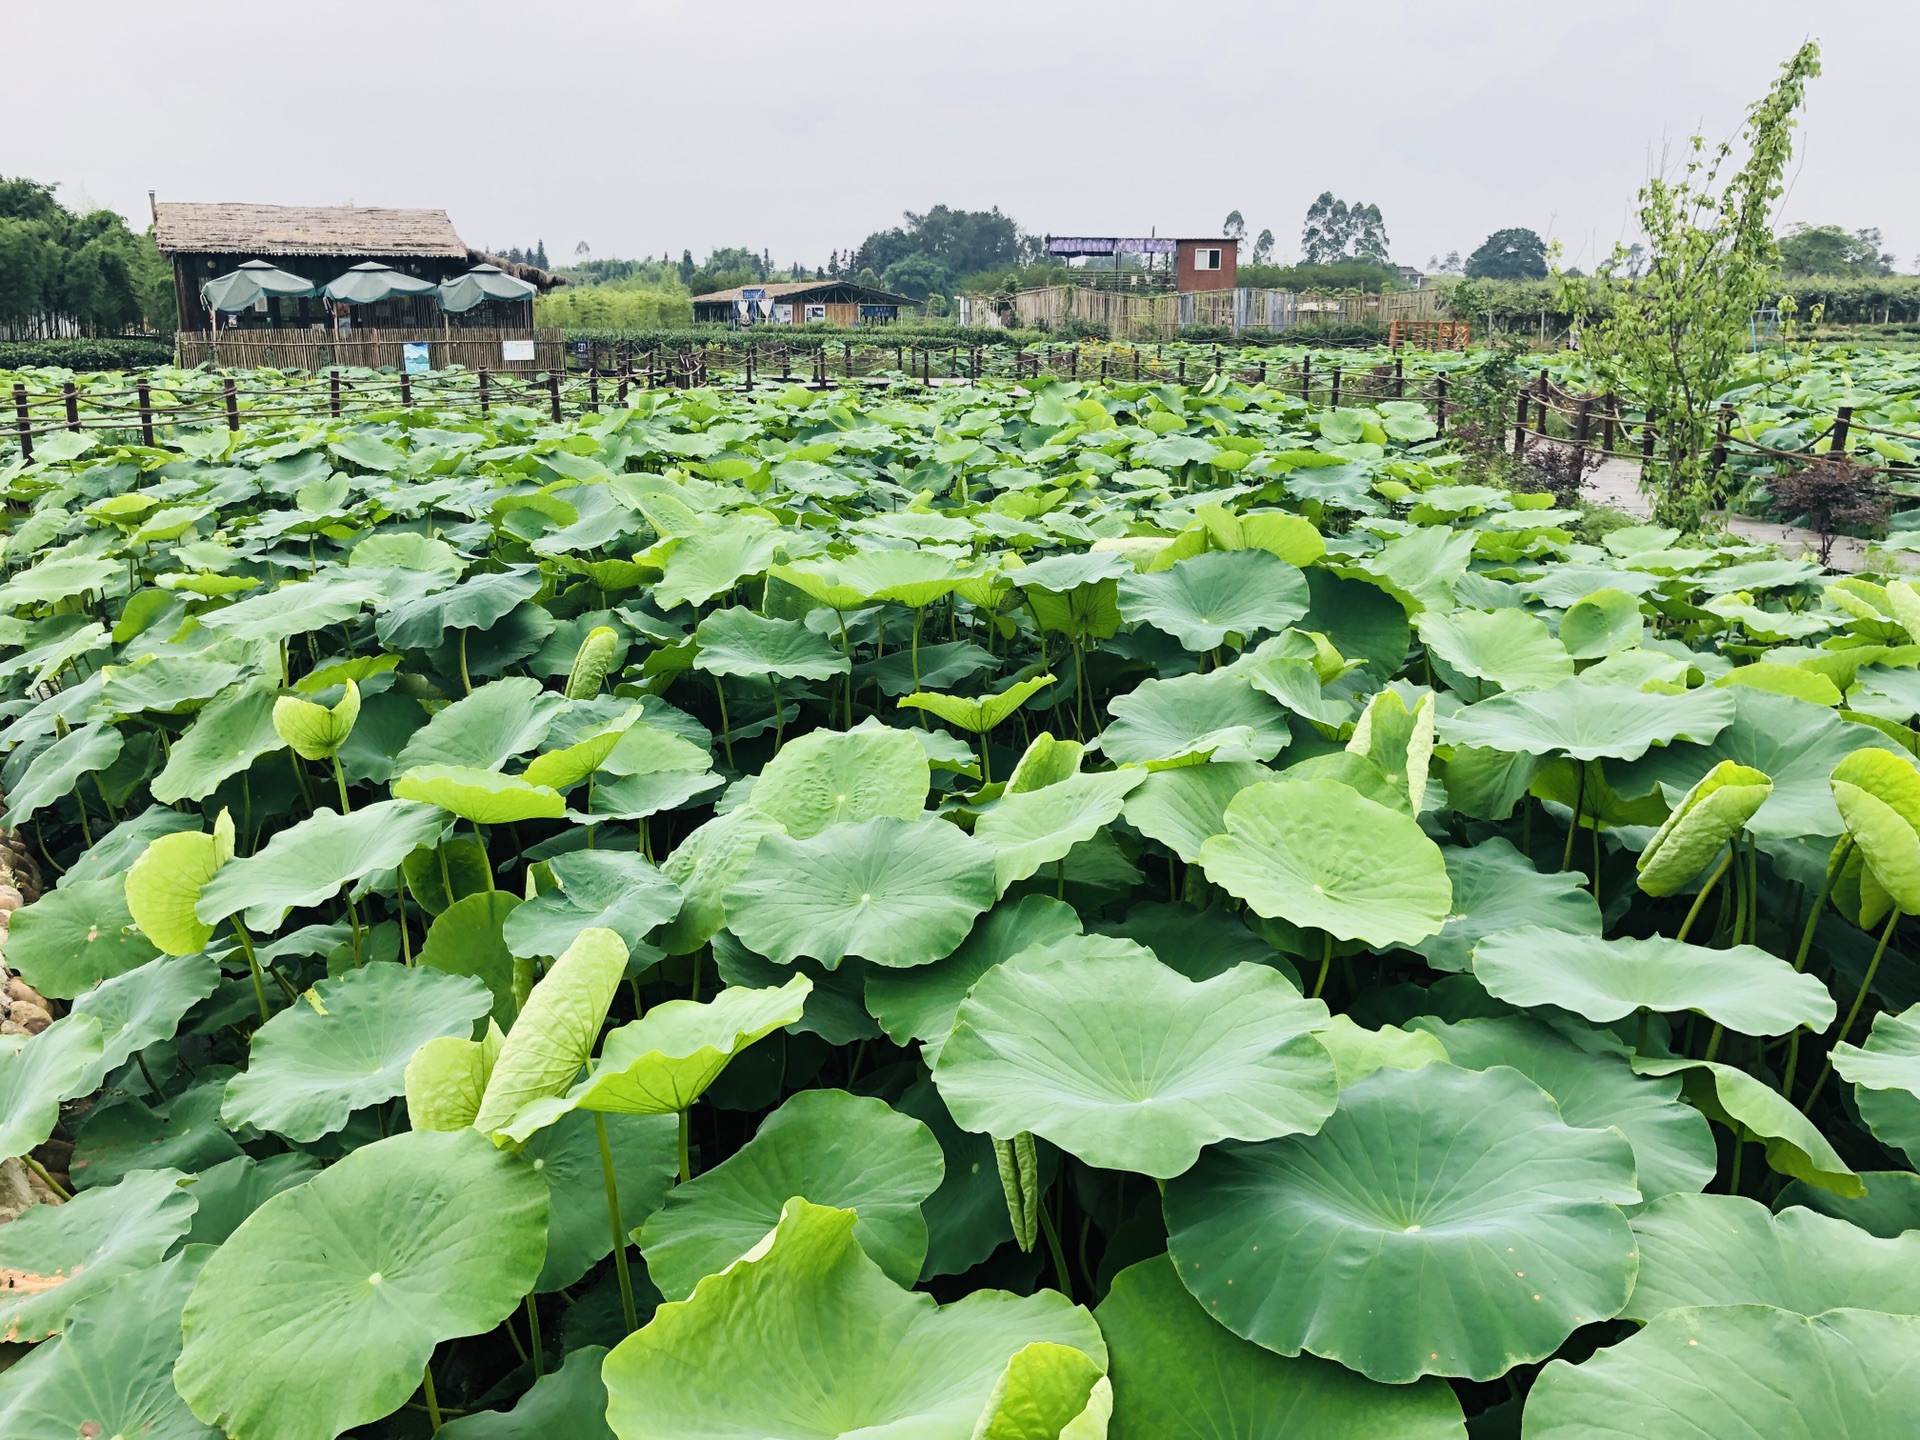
0, 337, 174, 372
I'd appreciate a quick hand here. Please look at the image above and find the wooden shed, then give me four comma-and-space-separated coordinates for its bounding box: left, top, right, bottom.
691, 280, 919, 328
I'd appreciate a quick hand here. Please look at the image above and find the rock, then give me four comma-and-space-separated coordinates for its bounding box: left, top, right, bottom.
0, 1157, 61, 1224
0, 1020, 29, 1036
4, 977, 41, 1007
9, 1003, 51, 1034
0, 886, 20, 913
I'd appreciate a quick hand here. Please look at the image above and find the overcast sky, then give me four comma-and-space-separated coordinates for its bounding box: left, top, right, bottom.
11, 1, 1910, 273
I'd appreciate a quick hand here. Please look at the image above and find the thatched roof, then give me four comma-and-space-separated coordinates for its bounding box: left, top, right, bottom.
691, 280, 918, 306
468, 249, 567, 292
152, 202, 468, 258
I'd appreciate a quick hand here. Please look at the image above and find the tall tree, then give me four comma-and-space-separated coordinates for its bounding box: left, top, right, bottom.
1252, 229, 1275, 265
853, 207, 1022, 285
1348, 203, 1390, 264
1222, 210, 1246, 241
1776, 223, 1895, 277
1301, 192, 1350, 266
1464, 228, 1549, 279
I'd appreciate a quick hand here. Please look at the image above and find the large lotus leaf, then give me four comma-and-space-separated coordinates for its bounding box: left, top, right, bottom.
1304, 569, 1409, 678
175, 1129, 548, 1440
1558, 586, 1646, 658
1119, 761, 1271, 864
404, 1023, 503, 1133
1415, 838, 1601, 972
1522, 1305, 1920, 1438
655, 806, 787, 955
69, 950, 222, 1093
0, 1248, 217, 1440
934, 945, 1334, 1178
526, 1109, 679, 1293
1437, 679, 1735, 762
501, 976, 811, 1139
588, 767, 726, 822
1310, 1013, 1447, 1089
723, 816, 996, 968
69, 1073, 241, 1190
1116, 549, 1309, 652
122, 812, 235, 956
653, 523, 785, 610
377, 566, 543, 649
1241, 655, 1352, 727
3, 877, 160, 998
393, 677, 568, 772
1776, 1171, 1920, 1238
694, 606, 849, 681
417, 891, 521, 1029
1623, 1192, 1920, 1321
1472, 925, 1835, 1035
1833, 1004, 1920, 1163
1416, 608, 1573, 696
151, 675, 286, 803
504, 850, 682, 961
1631, 1054, 1862, 1196
1198, 779, 1451, 946
394, 764, 566, 823
639, 1089, 944, 1299
901, 673, 1056, 735
2, 723, 123, 825
1617, 688, 1901, 842
0, 553, 121, 608
600, 1199, 1105, 1440
1095, 1255, 1467, 1440
472, 928, 629, 1138
195, 799, 447, 927
0, 1014, 104, 1163
202, 573, 382, 643
0, 1166, 194, 1344
1832, 747, 1920, 912
865, 895, 1083, 1047
221, 962, 493, 1142
1095, 670, 1291, 765
748, 722, 929, 837
1635, 759, 1773, 895
438, 1344, 615, 1440
973, 768, 1148, 891
1164, 1064, 1640, 1383
971, 1340, 1109, 1439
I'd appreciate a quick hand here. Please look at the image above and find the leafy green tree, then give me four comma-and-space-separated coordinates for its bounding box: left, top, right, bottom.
1252, 228, 1275, 265
878, 253, 953, 302
0, 175, 172, 334
1465, 229, 1549, 279
854, 207, 1022, 285
1301, 193, 1350, 265
1222, 211, 1246, 242
1776, 224, 1895, 277
1349, 203, 1390, 264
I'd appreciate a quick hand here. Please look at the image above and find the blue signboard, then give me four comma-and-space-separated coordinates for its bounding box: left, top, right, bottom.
402, 342, 431, 375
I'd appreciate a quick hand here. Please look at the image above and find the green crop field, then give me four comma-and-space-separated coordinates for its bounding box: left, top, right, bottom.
4, 357, 1920, 1438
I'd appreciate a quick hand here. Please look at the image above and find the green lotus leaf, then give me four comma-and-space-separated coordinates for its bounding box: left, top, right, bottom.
1164, 1064, 1640, 1383
640, 1089, 944, 1299
748, 722, 929, 837
402, 836, 494, 915
1194, 501, 1327, 566
865, 895, 1083, 1047
195, 799, 447, 929
177, 1153, 321, 1248
653, 523, 784, 610
438, 1343, 615, 1440
1121, 760, 1273, 863
1116, 549, 1309, 652
1471, 925, 1836, 1036
101, 654, 247, 720
5, 877, 160, 998
1523, 1305, 1920, 1438
1832, 747, 1920, 912
472, 927, 629, 1138
523, 717, 635, 792
603, 718, 716, 778
417, 891, 521, 1028
223, 962, 491, 1142
500, 976, 812, 1139
123, 810, 235, 956
901, 673, 1055, 734
1636, 759, 1774, 895
2, 723, 123, 826
1241, 654, 1352, 727
1311, 1013, 1448, 1088
1623, 1191, 1920, 1322
934, 943, 1334, 1178
526, 1109, 679, 1292
694, 606, 850, 682
405, 1023, 504, 1133
70, 1073, 240, 1189
394, 763, 567, 823
1415, 838, 1601, 972
1776, 1172, 1920, 1238
973, 768, 1148, 892
1095, 670, 1291, 765
1345, 686, 1437, 809
175, 1129, 548, 1440
0, 1247, 217, 1440
723, 816, 996, 968
1833, 1003, 1920, 1164
588, 766, 725, 822
1095, 1255, 1467, 1440
1437, 679, 1735, 762
272, 678, 361, 761
69, 950, 222, 1093
655, 805, 787, 955
0, 1167, 195, 1345
601, 1199, 1105, 1440
1631, 1054, 1862, 1197
1198, 779, 1452, 946
0, 553, 121, 608
1560, 587, 1646, 658
151, 675, 286, 804
834, 547, 966, 607
202, 573, 382, 643
0, 1014, 104, 1164
1442, 743, 1545, 821
1416, 608, 1573, 696
970, 1340, 1109, 1439
504, 850, 681, 961
1409, 1016, 1715, 1201
392, 677, 569, 773
378, 567, 544, 650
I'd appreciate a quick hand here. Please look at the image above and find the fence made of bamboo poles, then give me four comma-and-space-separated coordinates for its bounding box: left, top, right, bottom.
172, 327, 567, 374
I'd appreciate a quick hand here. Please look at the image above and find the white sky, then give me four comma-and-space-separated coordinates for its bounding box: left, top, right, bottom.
9, 1, 1911, 273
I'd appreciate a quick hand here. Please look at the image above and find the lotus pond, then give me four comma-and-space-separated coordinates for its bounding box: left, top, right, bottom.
3, 372, 1920, 1437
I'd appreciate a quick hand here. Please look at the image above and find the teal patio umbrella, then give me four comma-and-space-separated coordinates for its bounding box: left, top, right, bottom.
321, 261, 440, 305
201, 259, 318, 314
438, 263, 537, 314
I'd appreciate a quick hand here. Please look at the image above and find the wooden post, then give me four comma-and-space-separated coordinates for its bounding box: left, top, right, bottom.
1257, 360, 1267, 384
1574, 397, 1592, 449
1533, 373, 1550, 438
617, 363, 630, 406
1301, 354, 1311, 400
1330, 366, 1342, 408
62, 381, 80, 433
400, 371, 412, 408
1178, 356, 1187, 383
329, 368, 342, 418
1393, 356, 1405, 398
223, 377, 239, 432
1513, 392, 1530, 455
137, 377, 154, 447
479, 368, 491, 415
844, 342, 852, 379
1070, 347, 1079, 380
11, 382, 31, 463
547, 371, 562, 424
1133, 348, 1141, 381
1435, 374, 1448, 434
588, 374, 600, 414
1639, 410, 1657, 480
1601, 393, 1618, 453
744, 345, 755, 392
1830, 405, 1854, 455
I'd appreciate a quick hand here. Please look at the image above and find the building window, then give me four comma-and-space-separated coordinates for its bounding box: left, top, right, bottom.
1196, 248, 1222, 271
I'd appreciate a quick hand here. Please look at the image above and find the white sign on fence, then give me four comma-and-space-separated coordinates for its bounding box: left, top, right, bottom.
502, 339, 535, 362
402, 342, 431, 375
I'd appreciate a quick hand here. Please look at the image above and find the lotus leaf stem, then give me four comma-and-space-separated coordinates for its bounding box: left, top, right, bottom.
1560, 760, 1587, 872
1781, 840, 1849, 1099
230, 918, 271, 1023
1312, 931, 1334, 1000
595, 1112, 640, 1335
678, 1107, 692, 1183
421, 1363, 442, 1433
1807, 906, 1901, 1110
1037, 1202, 1074, 1300
522, 1294, 543, 1375
22, 1155, 70, 1201
1674, 849, 1734, 945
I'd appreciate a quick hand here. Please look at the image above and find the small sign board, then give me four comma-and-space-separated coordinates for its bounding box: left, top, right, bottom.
402, 342, 432, 375
571, 339, 592, 365
740, 286, 767, 303
502, 339, 536, 362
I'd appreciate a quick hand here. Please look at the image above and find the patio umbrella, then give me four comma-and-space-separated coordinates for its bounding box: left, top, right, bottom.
438, 263, 537, 314
201, 259, 318, 313
321, 261, 440, 305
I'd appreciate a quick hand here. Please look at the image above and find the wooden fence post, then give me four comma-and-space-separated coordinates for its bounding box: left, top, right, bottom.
479, 368, 490, 415
1514, 391, 1531, 455
1533, 373, 1550, 438
1178, 356, 1187, 383
1435, 374, 1448, 434
1394, 356, 1405, 398
62, 381, 80, 433
1329, 366, 1342, 408
1300, 354, 1311, 400
588, 373, 600, 414
11, 382, 32, 463
400, 371, 413, 408
1830, 405, 1854, 455
329, 368, 342, 418
1574, 397, 1592, 450
223, 377, 239, 432
137, 377, 154, 447
1601, 394, 1618, 453
548, 371, 562, 423
744, 345, 755, 392
617, 362, 629, 406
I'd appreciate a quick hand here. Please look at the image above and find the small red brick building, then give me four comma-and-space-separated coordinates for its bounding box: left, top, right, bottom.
1175, 238, 1237, 292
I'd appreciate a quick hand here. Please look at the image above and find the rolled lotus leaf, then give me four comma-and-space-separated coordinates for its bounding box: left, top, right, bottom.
1636, 759, 1773, 896
565, 625, 621, 699
1831, 748, 1920, 914
272, 678, 361, 761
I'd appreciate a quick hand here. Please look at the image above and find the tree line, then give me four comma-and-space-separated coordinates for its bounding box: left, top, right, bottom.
0, 178, 174, 338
